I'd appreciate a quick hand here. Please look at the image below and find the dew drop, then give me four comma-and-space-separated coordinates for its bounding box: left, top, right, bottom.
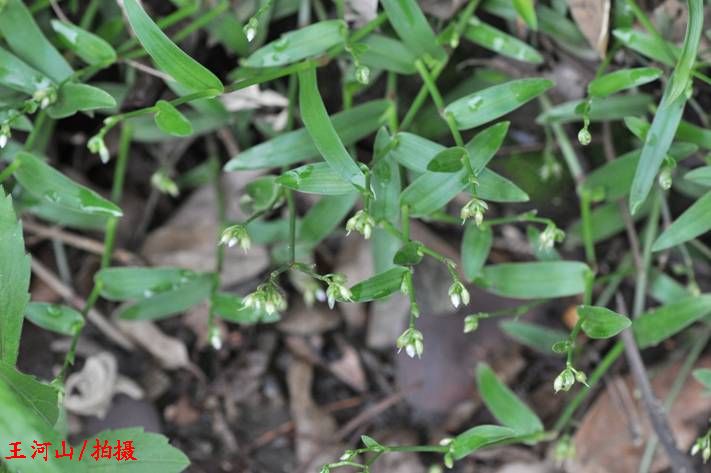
43, 191, 60, 203
492, 37, 505, 51
274, 37, 289, 51
143, 289, 154, 298
47, 305, 61, 317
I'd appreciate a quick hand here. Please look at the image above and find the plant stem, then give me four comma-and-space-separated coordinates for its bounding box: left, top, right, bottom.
286, 189, 296, 264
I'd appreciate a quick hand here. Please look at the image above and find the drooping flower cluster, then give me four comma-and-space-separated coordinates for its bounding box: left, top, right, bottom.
553, 364, 588, 393
538, 224, 565, 251
345, 209, 375, 239
150, 170, 179, 197
460, 197, 488, 226
396, 327, 424, 358
323, 273, 352, 309
691, 427, 711, 463
243, 282, 286, 315
219, 224, 251, 252
448, 280, 470, 309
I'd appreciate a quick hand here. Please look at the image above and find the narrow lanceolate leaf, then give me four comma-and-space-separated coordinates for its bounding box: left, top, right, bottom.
451, 425, 518, 460
370, 127, 401, 223
154, 100, 193, 137
14, 152, 122, 218
380, 0, 446, 61
50, 20, 117, 66
587, 67, 662, 98
277, 163, 352, 195
578, 305, 631, 339
84, 428, 189, 472
633, 294, 711, 348
667, 0, 703, 102
500, 320, 567, 356
393, 242, 424, 266
298, 68, 366, 190
95, 267, 200, 301
512, 0, 537, 30
628, 84, 687, 214
0, 47, 52, 95
224, 100, 390, 171
652, 191, 711, 251
358, 34, 417, 75
685, 166, 711, 186
612, 28, 679, 66
243, 20, 346, 68
119, 273, 214, 321
47, 83, 117, 119
462, 223, 492, 280
427, 147, 466, 172
123, 0, 223, 93
536, 94, 652, 125
0, 189, 31, 365
464, 17, 543, 64
693, 368, 711, 390
350, 267, 408, 302
445, 79, 554, 130
480, 261, 590, 299
0, 0, 73, 82
0, 363, 59, 428
25, 303, 84, 336
476, 364, 543, 435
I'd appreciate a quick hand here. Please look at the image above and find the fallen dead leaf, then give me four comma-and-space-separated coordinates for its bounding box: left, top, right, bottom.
346, 0, 378, 25
164, 396, 201, 427
334, 236, 373, 330
65, 352, 143, 418
116, 319, 190, 370
287, 357, 344, 469
328, 336, 368, 392
569, 0, 611, 58
570, 356, 711, 472
141, 172, 269, 287
277, 300, 340, 335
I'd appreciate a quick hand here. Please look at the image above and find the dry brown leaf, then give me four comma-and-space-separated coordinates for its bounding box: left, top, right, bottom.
569, 0, 611, 58
141, 172, 269, 287
328, 336, 368, 392
287, 357, 344, 469
334, 236, 373, 329
277, 300, 340, 335
346, 0, 378, 26
116, 319, 190, 370
164, 396, 201, 427
570, 356, 711, 472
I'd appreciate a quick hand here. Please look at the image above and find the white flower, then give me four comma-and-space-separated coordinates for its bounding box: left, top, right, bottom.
538, 224, 565, 251
87, 134, 110, 163
553, 368, 575, 393
220, 224, 251, 252
460, 198, 488, 226
150, 171, 179, 197
448, 281, 470, 309
324, 273, 352, 309
396, 327, 424, 358
345, 209, 375, 239
463, 314, 480, 333
208, 325, 222, 350
242, 282, 287, 315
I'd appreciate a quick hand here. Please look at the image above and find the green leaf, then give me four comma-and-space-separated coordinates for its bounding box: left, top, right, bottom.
693, 368, 711, 390
0, 363, 59, 428
119, 273, 214, 321
298, 68, 366, 191
578, 305, 631, 339
648, 269, 690, 304
13, 152, 122, 218
123, 0, 223, 93
277, 163, 352, 195
0, 189, 30, 365
500, 320, 567, 355
612, 28, 679, 66
512, 0, 537, 30
652, 191, 711, 251
95, 267, 199, 301
153, 100, 193, 137
299, 193, 358, 244
370, 127, 401, 223
451, 425, 518, 460
476, 363, 543, 435
587, 67, 662, 98
224, 100, 390, 170
536, 94, 653, 125
212, 292, 280, 324
685, 166, 711, 186
358, 34, 417, 75
25, 302, 84, 336
243, 176, 281, 213
445, 78, 553, 130
0, 46, 52, 95
47, 83, 117, 119
350, 267, 408, 302
426, 147, 466, 173
83, 427, 189, 472
464, 17, 542, 64
667, 0, 703, 102
243, 20, 346, 67
50, 20, 117, 66
633, 294, 711, 348
381, 0, 446, 62
0, 0, 73, 82
462, 223, 492, 280
480, 261, 590, 299
393, 242, 423, 266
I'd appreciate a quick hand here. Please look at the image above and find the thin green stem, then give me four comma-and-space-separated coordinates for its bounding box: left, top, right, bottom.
286, 190, 296, 264
0, 160, 21, 185
580, 190, 596, 268
632, 191, 661, 318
